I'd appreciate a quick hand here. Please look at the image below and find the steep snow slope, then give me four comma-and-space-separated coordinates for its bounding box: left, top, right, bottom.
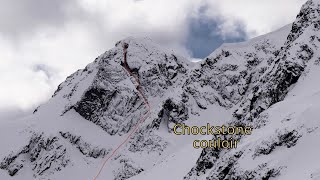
0, 34, 210, 180
184, 24, 292, 110
0, 37, 196, 180
185, 0, 320, 179
128, 21, 293, 180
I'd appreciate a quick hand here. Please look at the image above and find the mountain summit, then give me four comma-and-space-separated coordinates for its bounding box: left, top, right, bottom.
1, 0, 320, 179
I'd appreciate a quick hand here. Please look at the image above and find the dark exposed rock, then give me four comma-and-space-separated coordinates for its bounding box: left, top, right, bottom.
113, 158, 144, 180
0, 133, 70, 177
59, 131, 111, 158
253, 129, 301, 158
151, 99, 189, 131
233, 0, 317, 123
128, 129, 168, 154
73, 65, 147, 136
184, 145, 221, 179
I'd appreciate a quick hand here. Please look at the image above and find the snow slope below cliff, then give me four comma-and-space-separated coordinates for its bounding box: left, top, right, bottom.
132, 51, 320, 180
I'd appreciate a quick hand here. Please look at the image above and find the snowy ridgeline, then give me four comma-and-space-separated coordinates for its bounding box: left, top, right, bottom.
1, 0, 320, 179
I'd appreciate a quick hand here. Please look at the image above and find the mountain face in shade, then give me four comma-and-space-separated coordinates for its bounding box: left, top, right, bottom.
1, 0, 320, 179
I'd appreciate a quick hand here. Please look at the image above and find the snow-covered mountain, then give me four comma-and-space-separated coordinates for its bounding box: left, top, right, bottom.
1, 0, 320, 179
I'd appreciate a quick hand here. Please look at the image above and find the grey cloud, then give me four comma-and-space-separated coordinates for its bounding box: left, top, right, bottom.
0, 0, 248, 59
0, 0, 85, 38
185, 4, 249, 58
32, 64, 57, 81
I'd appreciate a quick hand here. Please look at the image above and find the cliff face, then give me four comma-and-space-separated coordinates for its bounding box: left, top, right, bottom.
184, 24, 291, 111
50, 37, 191, 136
1, 1, 320, 180
0, 36, 195, 180
185, 0, 320, 179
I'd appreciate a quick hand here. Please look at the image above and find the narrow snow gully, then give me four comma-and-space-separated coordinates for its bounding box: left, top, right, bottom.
93, 43, 151, 180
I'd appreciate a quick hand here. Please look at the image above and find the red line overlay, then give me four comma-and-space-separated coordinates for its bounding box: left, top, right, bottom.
93, 67, 151, 180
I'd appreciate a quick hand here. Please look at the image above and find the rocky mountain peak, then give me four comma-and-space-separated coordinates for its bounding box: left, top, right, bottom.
2, 1, 320, 179
287, 0, 320, 44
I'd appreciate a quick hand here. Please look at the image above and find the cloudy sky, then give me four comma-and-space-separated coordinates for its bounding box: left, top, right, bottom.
0, 0, 307, 119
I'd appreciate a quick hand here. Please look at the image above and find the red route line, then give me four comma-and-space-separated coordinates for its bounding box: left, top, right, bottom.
93, 66, 151, 180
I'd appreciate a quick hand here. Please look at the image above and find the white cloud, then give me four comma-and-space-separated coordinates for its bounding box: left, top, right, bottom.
0, 25, 101, 109
205, 0, 306, 37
